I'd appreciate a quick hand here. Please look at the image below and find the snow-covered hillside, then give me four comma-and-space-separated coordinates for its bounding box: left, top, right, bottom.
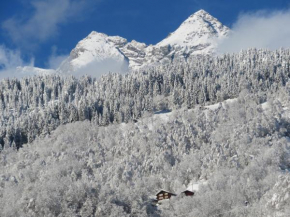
1, 93, 290, 216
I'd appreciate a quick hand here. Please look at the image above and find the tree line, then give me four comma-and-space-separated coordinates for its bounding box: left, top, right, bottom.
1, 48, 290, 149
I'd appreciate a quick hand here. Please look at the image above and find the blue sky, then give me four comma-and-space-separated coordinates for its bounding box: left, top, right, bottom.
0, 0, 290, 70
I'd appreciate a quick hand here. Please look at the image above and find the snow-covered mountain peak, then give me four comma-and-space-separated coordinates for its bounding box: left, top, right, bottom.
83, 31, 127, 48
191, 9, 210, 17
184, 9, 221, 27
57, 10, 230, 74
156, 9, 229, 51
87, 31, 107, 38
57, 31, 129, 75
187, 9, 227, 33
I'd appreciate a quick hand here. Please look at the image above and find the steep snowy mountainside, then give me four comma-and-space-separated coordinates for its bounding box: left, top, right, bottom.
57, 31, 150, 72
157, 10, 229, 49
57, 31, 129, 75
141, 10, 230, 68
119, 40, 147, 68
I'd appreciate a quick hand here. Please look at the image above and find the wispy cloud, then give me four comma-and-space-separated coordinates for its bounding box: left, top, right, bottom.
66, 59, 129, 78
2, 0, 97, 49
218, 9, 290, 53
47, 46, 69, 69
0, 46, 26, 69
0, 45, 34, 79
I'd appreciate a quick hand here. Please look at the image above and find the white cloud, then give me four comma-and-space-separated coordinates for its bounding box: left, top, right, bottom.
218, 9, 290, 53
2, 0, 97, 49
48, 54, 68, 70
0, 45, 35, 79
47, 46, 69, 69
0, 45, 26, 69
65, 59, 129, 78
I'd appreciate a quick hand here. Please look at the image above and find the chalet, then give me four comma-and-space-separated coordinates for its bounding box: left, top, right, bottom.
156, 190, 177, 201
181, 190, 194, 196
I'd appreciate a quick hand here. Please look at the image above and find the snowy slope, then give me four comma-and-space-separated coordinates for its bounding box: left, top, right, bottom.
186, 180, 208, 192
204, 98, 238, 110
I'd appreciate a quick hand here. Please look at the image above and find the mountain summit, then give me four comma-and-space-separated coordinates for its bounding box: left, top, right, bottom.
157, 9, 229, 50
143, 9, 230, 66
57, 10, 229, 74
57, 31, 129, 75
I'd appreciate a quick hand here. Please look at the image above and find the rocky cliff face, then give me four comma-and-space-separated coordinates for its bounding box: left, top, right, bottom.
118, 40, 147, 69
58, 9, 229, 74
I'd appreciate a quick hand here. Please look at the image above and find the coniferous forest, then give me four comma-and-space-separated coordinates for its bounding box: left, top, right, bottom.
1, 49, 290, 216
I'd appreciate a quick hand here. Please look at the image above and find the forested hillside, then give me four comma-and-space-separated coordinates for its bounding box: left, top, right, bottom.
1, 89, 290, 216
1, 48, 290, 149
1, 48, 290, 216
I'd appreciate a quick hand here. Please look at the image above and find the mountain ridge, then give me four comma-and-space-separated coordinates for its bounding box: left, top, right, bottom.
56, 9, 230, 74
13, 10, 229, 76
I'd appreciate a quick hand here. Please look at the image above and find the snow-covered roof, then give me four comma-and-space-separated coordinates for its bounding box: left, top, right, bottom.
156, 189, 177, 196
